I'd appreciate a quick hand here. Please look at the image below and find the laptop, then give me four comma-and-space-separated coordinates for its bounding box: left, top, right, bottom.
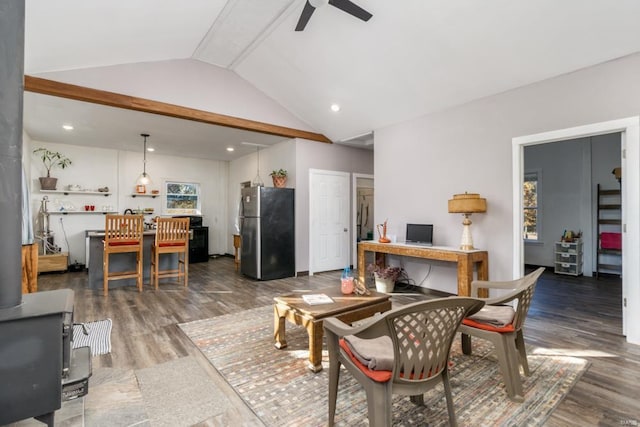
405, 223, 433, 246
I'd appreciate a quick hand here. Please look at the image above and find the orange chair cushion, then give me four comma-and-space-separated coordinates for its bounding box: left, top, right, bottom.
106, 240, 140, 247
462, 318, 515, 333
338, 339, 443, 382
339, 339, 392, 382
159, 242, 186, 247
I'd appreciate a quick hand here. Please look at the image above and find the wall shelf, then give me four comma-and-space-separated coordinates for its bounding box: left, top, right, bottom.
596, 184, 622, 277
131, 194, 158, 198
41, 189, 111, 196
47, 211, 118, 215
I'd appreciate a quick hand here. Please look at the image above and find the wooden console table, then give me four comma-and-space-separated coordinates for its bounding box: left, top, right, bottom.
357, 241, 488, 297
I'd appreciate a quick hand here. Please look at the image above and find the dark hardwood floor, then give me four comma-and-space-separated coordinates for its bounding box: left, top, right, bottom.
34, 258, 640, 426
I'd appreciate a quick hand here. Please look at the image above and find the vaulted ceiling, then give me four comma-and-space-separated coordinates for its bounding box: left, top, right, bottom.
23, 0, 640, 159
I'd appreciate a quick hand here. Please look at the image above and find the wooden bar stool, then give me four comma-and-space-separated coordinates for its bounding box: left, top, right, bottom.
103, 214, 144, 296
150, 217, 190, 289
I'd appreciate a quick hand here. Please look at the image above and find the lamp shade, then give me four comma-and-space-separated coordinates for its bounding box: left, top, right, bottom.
448, 193, 487, 214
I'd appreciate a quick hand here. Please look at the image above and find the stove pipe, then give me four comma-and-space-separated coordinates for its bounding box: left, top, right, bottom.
0, 1, 25, 309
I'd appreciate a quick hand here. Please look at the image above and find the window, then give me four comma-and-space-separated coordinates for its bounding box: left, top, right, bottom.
523, 171, 540, 241
164, 181, 201, 215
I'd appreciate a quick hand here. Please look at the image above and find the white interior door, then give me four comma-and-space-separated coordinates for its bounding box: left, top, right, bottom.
310, 169, 350, 274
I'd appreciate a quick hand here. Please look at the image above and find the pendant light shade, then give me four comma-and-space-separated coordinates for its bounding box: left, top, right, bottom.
136, 133, 152, 186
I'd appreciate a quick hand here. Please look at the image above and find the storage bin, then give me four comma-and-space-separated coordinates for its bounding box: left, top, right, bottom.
554, 262, 577, 275
555, 252, 578, 263
556, 242, 578, 253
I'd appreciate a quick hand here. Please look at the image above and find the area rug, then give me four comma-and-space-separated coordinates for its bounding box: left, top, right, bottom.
179, 306, 589, 427
135, 356, 234, 427
72, 318, 112, 356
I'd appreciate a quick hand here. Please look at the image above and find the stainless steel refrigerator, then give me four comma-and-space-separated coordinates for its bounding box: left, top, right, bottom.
240, 186, 295, 280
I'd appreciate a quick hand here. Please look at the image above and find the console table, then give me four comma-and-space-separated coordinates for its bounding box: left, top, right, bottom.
357, 241, 489, 297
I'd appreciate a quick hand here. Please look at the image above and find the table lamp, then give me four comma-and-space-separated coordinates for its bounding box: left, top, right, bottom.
448, 192, 487, 250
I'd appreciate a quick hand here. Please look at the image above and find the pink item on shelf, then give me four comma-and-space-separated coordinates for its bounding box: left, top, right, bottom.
600, 232, 622, 250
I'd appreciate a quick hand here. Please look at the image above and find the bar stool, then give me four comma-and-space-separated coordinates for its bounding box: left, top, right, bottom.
103, 214, 144, 296
150, 217, 190, 289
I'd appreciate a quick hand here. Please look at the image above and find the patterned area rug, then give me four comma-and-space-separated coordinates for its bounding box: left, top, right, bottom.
179, 306, 589, 427
72, 318, 112, 356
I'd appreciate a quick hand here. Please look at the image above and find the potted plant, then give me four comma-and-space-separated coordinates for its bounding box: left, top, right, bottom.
269, 169, 288, 188
33, 148, 72, 190
367, 264, 403, 293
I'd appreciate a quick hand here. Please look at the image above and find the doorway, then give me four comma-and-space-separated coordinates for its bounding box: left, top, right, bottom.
522, 134, 622, 277
512, 117, 640, 345
352, 174, 374, 267
309, 169, 350, 274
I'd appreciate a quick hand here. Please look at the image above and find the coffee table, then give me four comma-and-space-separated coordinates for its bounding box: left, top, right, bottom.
274, 287, 392, 372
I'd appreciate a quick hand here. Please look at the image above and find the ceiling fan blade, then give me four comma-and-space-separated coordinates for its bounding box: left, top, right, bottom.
328, 0, 372, 22
295, 1, 316, 31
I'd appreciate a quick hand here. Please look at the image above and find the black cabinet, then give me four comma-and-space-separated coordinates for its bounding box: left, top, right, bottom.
190, 226, 208, 263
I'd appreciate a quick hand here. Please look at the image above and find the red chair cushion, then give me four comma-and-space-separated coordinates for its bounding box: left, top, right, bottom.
462, 318, 515, 333
106, 240, 139, 246
159, 242, 186, 247
339, 339, 392, 382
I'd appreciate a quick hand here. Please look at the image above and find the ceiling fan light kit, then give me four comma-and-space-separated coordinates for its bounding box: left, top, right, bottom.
296, 0, 372, 32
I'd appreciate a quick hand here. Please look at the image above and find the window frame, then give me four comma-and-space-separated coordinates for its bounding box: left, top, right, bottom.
523, 169, 542, 243
163, 180, 202, 216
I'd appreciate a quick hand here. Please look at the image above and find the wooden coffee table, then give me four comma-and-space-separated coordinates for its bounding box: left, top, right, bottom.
274, 287, 392, 372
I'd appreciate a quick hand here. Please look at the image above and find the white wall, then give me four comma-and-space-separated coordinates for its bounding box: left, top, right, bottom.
28, 140, 228, 264
374, 52, 640, 294
227, 139, 296, 253
228, 139, 373, 273
36, 59, 315, 133
524, 138, 590, 269
295, 140, 374, 273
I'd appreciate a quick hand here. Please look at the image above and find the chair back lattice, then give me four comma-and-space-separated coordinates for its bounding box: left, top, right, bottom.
155, 217, 190, 245
104, 215, 144, 244
388, 298, 483, 385
511, 269, 543, 331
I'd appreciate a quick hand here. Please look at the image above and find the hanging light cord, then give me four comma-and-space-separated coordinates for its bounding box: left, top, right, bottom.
142, 133, 148, 176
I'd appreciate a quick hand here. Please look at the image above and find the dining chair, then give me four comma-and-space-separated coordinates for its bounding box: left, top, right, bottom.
459, 267, 545, 402
150, 217, 190, 289
103, 214, 144, 296
324, 297, 484, 427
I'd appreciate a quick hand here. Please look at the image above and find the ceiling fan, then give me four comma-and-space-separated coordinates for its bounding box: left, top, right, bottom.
295, 0, 372, 31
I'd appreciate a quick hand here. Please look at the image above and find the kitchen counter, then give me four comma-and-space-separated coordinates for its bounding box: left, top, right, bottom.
86, 230, 176, 291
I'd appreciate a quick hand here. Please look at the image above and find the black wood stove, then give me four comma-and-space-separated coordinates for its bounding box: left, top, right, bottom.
0, 289, 92, 426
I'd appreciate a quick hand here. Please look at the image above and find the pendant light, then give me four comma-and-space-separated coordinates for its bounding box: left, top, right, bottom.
136, 133, 152, 186
251, 146, 264, 187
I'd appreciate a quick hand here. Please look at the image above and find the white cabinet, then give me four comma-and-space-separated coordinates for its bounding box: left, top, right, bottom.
554, 241, 583, 276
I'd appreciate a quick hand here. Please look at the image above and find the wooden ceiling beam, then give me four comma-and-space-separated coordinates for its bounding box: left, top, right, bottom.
24, 75, 332, 144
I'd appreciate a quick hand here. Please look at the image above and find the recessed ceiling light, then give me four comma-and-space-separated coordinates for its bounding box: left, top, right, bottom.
330, 104, 341, 112
146, 147, 155, 152
227, 147, 235, 152
62, 124, 74, 131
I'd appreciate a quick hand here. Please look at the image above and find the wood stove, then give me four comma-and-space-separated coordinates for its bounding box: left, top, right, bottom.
0, 289, 91, 426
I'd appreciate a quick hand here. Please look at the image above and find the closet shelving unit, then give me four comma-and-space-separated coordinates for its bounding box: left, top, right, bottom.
596, 183, 622, 278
